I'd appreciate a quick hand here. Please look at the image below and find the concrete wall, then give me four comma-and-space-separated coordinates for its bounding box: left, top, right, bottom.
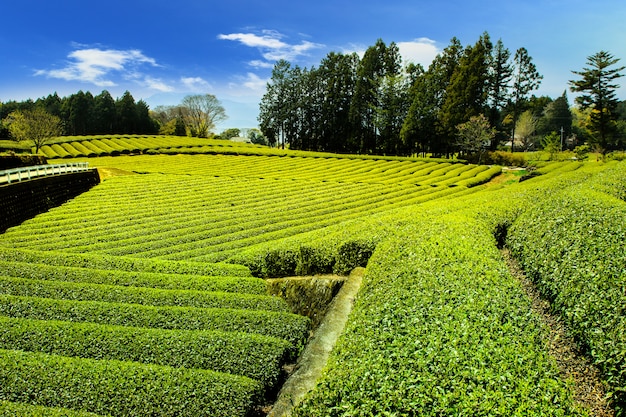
0, 170, 100, 233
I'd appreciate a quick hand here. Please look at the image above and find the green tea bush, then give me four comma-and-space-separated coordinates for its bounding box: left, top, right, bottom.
507, 170, 626, 414
0, 260, 267, 294
0, 276, 288, 311
0, 349, 262, 417
293, 215, 585, 416
0, 248, 251, 277
0, 316, 290, 387
0, 401, 105, 417
482, 150, 528, 167
0, 295, 310, 349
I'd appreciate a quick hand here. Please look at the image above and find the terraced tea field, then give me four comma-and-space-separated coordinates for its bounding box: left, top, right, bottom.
1, 136, 624, 416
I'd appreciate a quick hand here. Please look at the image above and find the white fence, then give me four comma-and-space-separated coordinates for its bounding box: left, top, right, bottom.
0, 163, 91, 185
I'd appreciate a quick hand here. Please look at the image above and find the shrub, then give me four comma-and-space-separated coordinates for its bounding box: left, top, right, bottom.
0, 349, 262, 417
507, 175, 626, 415
293, 215, 584, 416
0, 401, 103, 417
0, 295, 310, 350
0, 276, 288, 312
0, 316, 291, 388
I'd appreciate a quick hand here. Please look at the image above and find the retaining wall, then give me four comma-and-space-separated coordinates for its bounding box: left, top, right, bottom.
0, 170, 100, 233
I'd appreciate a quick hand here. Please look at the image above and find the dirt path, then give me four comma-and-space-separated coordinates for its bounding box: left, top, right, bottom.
267, 267, 364, 417
502, 249, 614, 417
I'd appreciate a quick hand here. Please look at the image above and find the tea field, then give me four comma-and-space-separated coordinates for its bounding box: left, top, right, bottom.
0, 135, 624, 416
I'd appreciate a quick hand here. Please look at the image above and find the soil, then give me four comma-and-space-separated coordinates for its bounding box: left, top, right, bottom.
502, 249, 614, 417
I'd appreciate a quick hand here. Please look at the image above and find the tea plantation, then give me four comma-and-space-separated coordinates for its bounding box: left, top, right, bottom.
0, 135, 624, 416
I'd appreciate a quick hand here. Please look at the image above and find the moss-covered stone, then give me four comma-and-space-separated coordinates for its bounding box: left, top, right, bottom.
266, 276, 345, 329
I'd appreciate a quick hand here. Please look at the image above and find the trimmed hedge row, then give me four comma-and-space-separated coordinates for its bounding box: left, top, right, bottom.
0, 316, 291, 387
0, 401, 104, 417
0, 276, 288, 312
293, 214, 585, 416
0, 349, 262, 417
0, 260, 266, 294
0, 294, 310, 349
0, 248, 251, 277
507, 165, 626, 415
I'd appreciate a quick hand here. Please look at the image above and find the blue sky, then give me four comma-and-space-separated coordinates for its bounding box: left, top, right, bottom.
1, 0, 625, 131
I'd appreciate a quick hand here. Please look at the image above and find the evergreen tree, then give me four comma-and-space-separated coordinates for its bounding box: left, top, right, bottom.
439, 33, 492, 156
135, 100, 157, 134
259, 60, 294, 149
315, 52, 358, 152
510, 47, 543, 150
402, 38, 463, 156
487, 39, 513, 148
537, 91, 572, 141
116, 91, 137, 134
349, 39, 402, 153
62, 91, 94, 135
570, 50, 625, 151
93, 90, 116, 134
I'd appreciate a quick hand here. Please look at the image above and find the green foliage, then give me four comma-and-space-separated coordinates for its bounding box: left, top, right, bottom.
0, 275, 289, 312
507, 164, 626, 414
1, 149, 620, 415
3, 108, 62, 153
293, 215, 584, 416
541, 131, 561, 160
0, 401, 104, 417
455, 113, 496, 161
0, 248, 251, 277
0, 316, 291, 387
570, 51, 625, 149
0, 260, 266, 294
0, 294, 310, 350
481, 150, 527, 167
0, 349, 262, 417
573, 144, 591, 160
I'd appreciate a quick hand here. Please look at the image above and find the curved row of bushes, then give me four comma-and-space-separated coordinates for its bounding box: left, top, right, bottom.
0, 294, 309, 349
507, 163, 626, 415
0, 349, 262, 417
0, 260, 266, 294
0, 316, 291, 386
292, 214, 585, 416
0, 275, 288, 311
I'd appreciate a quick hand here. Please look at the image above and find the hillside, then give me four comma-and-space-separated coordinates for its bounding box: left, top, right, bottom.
0, 136, 624, 416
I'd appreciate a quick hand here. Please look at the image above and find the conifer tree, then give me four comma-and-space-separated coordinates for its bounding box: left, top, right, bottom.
570, 50, 624, 151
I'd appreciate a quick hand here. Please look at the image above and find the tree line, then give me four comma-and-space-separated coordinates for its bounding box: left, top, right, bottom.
0, 91, 158, 138
259, 33, 625, 157
0, 91, 228, 140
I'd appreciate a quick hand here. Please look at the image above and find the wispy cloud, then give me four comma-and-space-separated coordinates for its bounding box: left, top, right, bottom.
143, 76, 174, 92
34, 46, 164, 89
181, 76, 212, 91
218, 29, 324, 66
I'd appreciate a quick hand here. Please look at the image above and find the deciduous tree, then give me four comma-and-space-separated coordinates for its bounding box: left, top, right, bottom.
455, 114, 495, 163
181, 94, 227, 138
3, 107, 62, 153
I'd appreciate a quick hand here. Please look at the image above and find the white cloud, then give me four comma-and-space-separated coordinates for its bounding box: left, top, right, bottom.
35, 47, 160, 88
248, 60, 275, 69
241, 73, 267, 92
225, 73, 268, 98
181, 76, 212, 91
218, 30, 324, 66
397, 38, 440, 67
143, 76, 174, 92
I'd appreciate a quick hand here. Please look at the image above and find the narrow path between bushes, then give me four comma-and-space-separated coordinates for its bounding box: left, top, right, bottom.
502, 249, 614, 417
266, 267, 364, 417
